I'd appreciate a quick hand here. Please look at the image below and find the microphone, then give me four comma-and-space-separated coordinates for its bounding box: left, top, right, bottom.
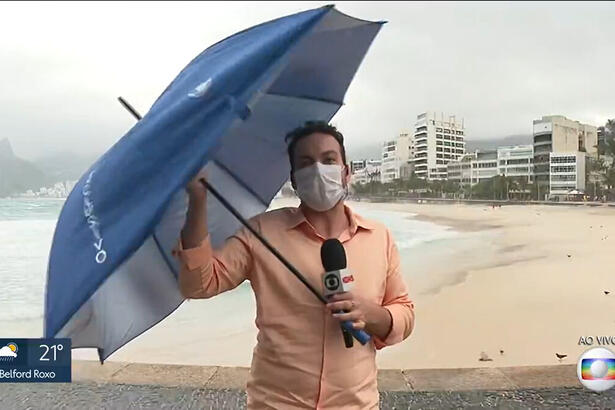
321, 239, 371, 346
321, 239, 353, 348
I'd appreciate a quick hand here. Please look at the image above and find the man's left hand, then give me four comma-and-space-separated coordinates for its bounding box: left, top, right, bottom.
326, 292, 392, 340
326, 292, 369, 330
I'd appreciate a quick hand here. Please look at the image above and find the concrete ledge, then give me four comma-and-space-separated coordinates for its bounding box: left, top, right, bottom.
72, 361, 579, 392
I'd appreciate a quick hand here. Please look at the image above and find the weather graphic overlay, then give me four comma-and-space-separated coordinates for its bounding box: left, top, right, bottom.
577, 347, 615, 392
0, 342, 18, 361
0, 338, 71, 383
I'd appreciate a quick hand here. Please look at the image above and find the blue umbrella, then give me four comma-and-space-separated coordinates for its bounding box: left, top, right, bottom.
44, 5, 383, 362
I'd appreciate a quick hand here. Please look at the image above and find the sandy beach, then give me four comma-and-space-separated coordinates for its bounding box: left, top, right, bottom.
369, 200, 615, 369
60, 199, 615, 370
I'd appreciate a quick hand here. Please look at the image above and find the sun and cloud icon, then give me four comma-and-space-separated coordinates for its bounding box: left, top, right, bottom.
0, 342, 18, 361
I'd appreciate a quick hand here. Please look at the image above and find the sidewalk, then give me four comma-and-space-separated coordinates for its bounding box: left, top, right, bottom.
1, 361, 614, 409
71, 360, 581, 391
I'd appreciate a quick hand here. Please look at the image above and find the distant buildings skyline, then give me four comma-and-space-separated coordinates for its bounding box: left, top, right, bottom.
16, 180, 77, 199
351, 112, 602, 199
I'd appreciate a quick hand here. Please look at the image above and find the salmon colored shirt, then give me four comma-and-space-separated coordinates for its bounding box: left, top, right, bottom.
173, 205, 414, 409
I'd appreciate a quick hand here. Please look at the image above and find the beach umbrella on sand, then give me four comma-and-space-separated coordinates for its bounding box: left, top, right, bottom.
44, 5, 383, 362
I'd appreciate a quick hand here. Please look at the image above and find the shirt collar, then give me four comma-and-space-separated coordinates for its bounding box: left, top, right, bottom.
286, 204, 376, 233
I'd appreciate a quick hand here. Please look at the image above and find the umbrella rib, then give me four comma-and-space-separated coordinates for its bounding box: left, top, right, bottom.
265, 92, 343, 106
213, 159, 270, 206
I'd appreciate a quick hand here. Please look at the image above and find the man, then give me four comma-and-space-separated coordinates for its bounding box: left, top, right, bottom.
173, 121, 414, 409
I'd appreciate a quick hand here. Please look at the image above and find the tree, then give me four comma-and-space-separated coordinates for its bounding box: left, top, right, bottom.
598, 119, 615, 157
515, 177, 529, 200
598, 119, 615, 200
605, 168, 615, 197
586, 156, 606, 198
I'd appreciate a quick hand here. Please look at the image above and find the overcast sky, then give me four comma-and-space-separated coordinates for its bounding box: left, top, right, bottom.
1, 1, 613, 160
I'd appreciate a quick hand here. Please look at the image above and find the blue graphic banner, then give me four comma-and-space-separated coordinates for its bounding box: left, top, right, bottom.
0, 338, 71, 383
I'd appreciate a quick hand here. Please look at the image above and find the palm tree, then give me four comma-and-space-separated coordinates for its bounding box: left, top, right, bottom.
506, 177, 520, 200
598, 119, 615, 157
517, 177, 529, 200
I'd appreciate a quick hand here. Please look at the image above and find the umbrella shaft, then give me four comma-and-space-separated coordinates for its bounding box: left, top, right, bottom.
118, 96, 142, 120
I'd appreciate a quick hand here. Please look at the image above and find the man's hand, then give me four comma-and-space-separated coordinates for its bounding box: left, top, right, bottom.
181, 169, 209, 250
326, 292, 392, 340
186, 170, 208, 202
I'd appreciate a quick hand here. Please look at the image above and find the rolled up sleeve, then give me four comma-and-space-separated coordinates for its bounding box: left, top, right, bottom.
172, 226, 254, 299
373, 230, 415, 349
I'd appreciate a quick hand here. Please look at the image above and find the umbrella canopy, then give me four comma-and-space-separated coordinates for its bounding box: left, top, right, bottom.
44, 5, 383, 362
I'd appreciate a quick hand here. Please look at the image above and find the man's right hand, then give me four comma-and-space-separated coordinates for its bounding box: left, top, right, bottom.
186, 170, 208, 202
181, 170, 209, 249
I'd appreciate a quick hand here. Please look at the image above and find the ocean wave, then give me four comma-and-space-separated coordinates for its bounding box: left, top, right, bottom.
1, 201, 461, 325
356, 207, 459, 251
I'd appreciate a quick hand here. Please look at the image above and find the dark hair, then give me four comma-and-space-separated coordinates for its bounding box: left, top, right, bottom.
285, 121, 347, 173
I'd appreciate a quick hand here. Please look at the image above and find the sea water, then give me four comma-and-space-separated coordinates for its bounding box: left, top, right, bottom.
0, 198, 476, 365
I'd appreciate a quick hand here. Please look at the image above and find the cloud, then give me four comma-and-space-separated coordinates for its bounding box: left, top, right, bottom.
0, 2, 613, 160
0, 346, 17, 357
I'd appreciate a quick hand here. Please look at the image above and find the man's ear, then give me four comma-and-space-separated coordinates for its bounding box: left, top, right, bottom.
290, 171, 296, 190
343, 164, 351, 185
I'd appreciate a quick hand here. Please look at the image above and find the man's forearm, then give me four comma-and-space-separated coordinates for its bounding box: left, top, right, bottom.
365, 304, 393, 340
181, 196, 208, 249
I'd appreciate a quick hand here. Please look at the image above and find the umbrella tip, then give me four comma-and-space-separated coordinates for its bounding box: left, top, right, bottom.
97, 347, 105, 365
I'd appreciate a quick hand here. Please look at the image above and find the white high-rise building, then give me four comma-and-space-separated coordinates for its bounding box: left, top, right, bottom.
413, 112, 466, 180
380, 130, 412, 183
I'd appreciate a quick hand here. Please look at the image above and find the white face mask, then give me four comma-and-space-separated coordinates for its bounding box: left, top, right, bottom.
294, 162, 347, 212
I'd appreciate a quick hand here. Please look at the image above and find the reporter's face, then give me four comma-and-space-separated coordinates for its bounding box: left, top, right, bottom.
293, 132, 345, 171
292, 133, 350, 189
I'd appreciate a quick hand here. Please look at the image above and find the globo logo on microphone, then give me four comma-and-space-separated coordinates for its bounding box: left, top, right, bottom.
324, 274, 340, 292
322, 269, 354, 297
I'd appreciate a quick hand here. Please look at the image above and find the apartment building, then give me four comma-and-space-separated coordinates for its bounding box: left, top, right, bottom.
533, 115, 597, 195
447, 150, 497, 185
350, 159, 382, 185
381, 130, 412, 183
413, 112, 466, 180
497, 145, 534, 183
549, 152, 585, 196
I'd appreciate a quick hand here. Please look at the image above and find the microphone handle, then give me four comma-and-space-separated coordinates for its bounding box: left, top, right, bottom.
342, 329, 353, 348
341, 321, 371, 345
337, 309, 353, 348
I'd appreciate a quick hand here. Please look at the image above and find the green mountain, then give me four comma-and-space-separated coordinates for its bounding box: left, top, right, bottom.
33, 151, 98, 184
0, 138, 46, 198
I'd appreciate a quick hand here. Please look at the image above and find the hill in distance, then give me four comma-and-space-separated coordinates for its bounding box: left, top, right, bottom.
33, 151, 99, 184
0, 138, 46, 197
